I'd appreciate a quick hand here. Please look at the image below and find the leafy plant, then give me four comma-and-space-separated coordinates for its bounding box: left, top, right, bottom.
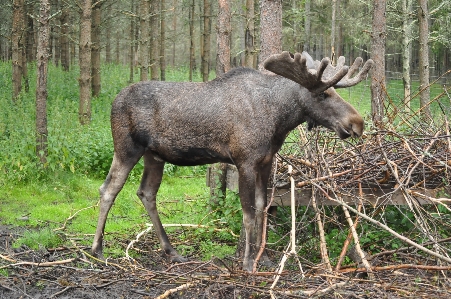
13, 227, 64, 250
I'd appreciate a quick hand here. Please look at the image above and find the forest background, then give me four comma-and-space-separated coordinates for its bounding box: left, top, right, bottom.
0, 0, 451, 270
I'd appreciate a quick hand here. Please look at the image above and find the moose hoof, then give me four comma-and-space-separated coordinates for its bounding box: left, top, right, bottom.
169, 254, 188, 263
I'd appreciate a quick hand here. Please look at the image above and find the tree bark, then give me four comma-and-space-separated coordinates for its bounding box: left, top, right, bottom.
258, 0, 282, 70
105, 2, 112, 64
211, 0, 232, 205
216, 0, 231, 76
331, 0, 337, 64
129, 0, 136, 83
370, 0, 386, 125
36, 0, 50, 164
150, 0, 159, 80
140, 0, 149, 81
172, 0, 177, 67
12, 0, 24, 100
417, 0, 431, 119
303, 0, 311, 53
202, 0, 211, 82
91, 1, 102, 97
60, 4, 70, 71
160, 0, 166, 81
188, 0, 195, 81
244, 0, 255, 68
402, 0, 413, 112
78, 0, 92, 125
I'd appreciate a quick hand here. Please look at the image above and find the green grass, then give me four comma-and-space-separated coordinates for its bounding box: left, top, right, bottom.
0, 61, 233, 259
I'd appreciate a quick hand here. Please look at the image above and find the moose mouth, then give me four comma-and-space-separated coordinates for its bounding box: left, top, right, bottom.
335, 123, 356, 139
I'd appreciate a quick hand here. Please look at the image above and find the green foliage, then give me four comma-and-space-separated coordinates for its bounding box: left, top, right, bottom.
13, 227, 64, 250
0, 61, 213, 186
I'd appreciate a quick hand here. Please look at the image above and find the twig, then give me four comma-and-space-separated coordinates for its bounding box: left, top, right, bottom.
49, 286, 75, 298
0, 258, 77, 270
54, 203, 99, 231
314, 184, 451, 264
341, 204, 374, 279
297, 169, 353, 187
153, 282, 194, 299
269, 165, 304, 298
339, 264, 451, 273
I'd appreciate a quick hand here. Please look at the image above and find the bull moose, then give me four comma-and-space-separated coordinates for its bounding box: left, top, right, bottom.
91, 51, 374, 272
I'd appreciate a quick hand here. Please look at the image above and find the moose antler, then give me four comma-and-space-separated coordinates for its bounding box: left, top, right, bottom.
263, 51, 374, 93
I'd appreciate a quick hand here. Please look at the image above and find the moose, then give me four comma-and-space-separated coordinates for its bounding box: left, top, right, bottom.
91, 51, 373, 272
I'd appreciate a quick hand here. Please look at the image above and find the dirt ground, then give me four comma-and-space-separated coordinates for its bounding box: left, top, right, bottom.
1, 225, 451, 299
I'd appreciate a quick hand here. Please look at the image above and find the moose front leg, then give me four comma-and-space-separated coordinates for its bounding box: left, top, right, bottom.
238, 161, 270, 272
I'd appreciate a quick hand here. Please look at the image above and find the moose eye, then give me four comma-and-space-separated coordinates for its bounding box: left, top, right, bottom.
317, 92, 327, 100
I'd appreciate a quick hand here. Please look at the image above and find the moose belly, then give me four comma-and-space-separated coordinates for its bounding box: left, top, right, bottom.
151, 147, 232, 166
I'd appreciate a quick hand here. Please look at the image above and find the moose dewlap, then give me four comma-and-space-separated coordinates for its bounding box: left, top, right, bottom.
91, 51, 373, 272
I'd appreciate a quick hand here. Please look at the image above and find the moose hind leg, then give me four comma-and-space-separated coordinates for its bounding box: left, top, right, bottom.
137, 151, 187, 263
92, 151, 143, 258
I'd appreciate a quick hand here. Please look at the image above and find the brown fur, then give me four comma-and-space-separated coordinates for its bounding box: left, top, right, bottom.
91, 52, 373, 272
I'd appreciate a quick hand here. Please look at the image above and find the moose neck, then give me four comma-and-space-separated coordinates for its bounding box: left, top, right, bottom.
266, 74, 314, 136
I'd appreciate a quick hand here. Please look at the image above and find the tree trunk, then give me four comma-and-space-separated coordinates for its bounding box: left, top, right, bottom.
244, 0, 255, 68
202, 0, 211, 82
36, 0, 50, 164
370, 0, 386, 125
258, 0, 282, 70
60, 4, 70, 71
402, 0, 413, 112
172, 0, 177, 67
331, 0, 337, 63
150, 0, 159, 80
160, 0, 166, 81
211, 0, 232, 205
216, 0, 231, 76
105, 3, 112, 64
417, 0, 431, 120
78, 0, 92, 125
140, 0, 149, 81
188, 0, 195, 81
12, 0, 24, 100
53, 0, 60, 67
91, 1, 102, 97
303, 0, 311, 53
129, 0, 135, 83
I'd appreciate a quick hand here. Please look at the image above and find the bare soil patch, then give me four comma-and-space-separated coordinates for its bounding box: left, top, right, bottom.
1, 225, 450, 299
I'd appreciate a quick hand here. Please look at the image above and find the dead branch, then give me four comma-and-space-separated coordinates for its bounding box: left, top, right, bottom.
339, 263, 451, 273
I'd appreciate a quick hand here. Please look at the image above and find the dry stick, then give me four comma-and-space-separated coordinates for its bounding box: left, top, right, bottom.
335, 203, 362, 271
341, 204, 374, 279
269, 165, 304, 299
443, 85, 451, 154
339, 263, 451, 273
54, 203, 99, 232
0, 258, 77, 270
376, 134, 438, 253
126, 223, 239, 260
313, 183, 451, 264
312, 186, 332, 273
297, 169, 353, 187
0, 254, 16, 263
283, 281, 348, 297
153, 282, 194, 299
69, 239, 127, 271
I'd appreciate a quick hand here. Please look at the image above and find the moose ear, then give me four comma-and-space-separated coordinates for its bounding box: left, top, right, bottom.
301, 51, 316, 69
